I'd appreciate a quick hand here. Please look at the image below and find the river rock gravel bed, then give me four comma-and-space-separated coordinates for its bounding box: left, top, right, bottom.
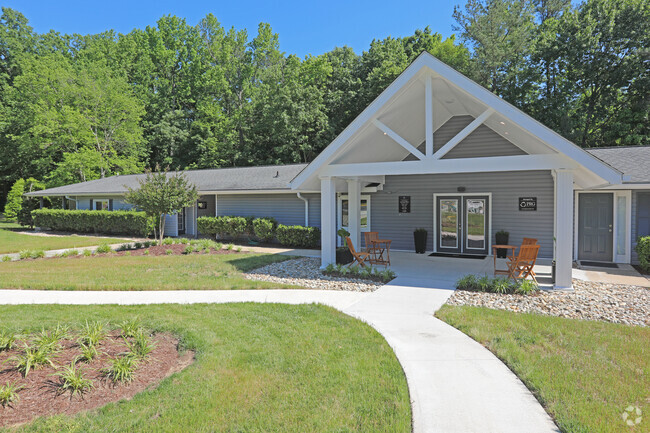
243, 257, 381, 292
446, 279, 650, 327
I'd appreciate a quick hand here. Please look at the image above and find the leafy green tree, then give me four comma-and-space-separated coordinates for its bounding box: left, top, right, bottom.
3, 178, 25, 220
453, 0, 536, 102
124, 166, 199, 244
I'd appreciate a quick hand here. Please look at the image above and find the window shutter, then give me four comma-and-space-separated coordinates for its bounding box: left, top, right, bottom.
109, 199, 113, 211
89, 199, 93, 210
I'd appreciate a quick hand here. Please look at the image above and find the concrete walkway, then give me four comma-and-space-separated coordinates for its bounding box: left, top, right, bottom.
0, 243, 129, 262
0, 282, 559, 433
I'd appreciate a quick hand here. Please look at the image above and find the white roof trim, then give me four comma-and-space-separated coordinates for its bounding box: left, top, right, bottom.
290, 52, 624, 189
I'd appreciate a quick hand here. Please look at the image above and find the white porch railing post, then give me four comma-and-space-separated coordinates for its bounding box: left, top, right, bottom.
320, 177, 337, 268
554, 169, 574, 289
347, 178, 361, 250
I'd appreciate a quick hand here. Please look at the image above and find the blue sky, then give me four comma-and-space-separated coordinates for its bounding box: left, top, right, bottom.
5, 0, 460, 57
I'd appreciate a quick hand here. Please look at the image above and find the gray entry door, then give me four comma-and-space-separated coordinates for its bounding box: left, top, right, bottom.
578, 193, 613, 262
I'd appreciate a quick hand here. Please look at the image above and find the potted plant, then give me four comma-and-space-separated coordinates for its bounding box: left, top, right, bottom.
336, 228, 353, 264
494, 230, 509, 258
413, 228, 427, 254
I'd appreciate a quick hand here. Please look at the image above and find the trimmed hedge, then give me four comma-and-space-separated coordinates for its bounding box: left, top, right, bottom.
276, 224, 320, 248
197, 216, 248, 239
635, 236, 650, 272
32, 209, 154, 237
252, 217, 278, 242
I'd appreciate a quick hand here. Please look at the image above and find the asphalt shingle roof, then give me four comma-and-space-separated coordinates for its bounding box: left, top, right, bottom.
586, 146, 650, 183
26, 164, 308, 197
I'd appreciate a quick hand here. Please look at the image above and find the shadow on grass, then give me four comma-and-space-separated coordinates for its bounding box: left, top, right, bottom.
226, 253, 297, 273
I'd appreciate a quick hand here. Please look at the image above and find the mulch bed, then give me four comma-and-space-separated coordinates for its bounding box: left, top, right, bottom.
0, 331, 194, 428
53, 243, 242, 259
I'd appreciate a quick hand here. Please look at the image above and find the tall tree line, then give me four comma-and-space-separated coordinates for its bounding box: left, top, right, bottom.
0, 0, 647, 208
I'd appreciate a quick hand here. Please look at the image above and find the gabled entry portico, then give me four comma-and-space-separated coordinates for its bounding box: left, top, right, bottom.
293, 52, 625, 289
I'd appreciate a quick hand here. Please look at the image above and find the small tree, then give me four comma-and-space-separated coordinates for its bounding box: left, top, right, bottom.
124, 166, 199, 245
4, 179, 25, 221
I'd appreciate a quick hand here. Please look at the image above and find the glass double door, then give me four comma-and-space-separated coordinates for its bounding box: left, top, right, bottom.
436, 195, 489, 255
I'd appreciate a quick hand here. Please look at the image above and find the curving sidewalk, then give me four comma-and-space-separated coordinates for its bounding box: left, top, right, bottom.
0, 280, 559, 433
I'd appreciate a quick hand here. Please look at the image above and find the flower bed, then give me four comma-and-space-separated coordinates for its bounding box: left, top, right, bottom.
0, 322, 193, 427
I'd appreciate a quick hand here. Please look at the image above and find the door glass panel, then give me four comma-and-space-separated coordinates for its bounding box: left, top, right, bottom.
360, 200, 368, 229
440, 199, 458, 248
341, 199, 349, 227
466, 199, 485, 250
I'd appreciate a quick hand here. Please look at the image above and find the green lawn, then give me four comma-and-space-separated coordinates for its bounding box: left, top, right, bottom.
436, 305, 650, 433
0, 253, 299, 290
0, 224, 132, 254
0, 303, 411, 432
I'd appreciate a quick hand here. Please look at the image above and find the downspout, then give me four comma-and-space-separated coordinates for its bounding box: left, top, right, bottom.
297, 192, 309, 227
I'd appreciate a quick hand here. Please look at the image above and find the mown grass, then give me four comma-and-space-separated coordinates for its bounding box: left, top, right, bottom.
0, 303, 411, 432
0, 253, 297, 290
436, 305, 649, 433
0, 226, 131, 254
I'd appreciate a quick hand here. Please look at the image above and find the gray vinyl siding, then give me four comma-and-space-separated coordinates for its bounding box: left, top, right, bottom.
164, 214, 178, 237
185, 205, 196, 236
406, 115, 526, 161
198, 195, 216, 218
368, 170, 554, 257
632, 191, 650, 264
217, 193, 319, 228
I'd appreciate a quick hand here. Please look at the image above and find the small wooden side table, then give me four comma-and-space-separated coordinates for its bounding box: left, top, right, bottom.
492, 244, 516, 276
370, 239, 392, 266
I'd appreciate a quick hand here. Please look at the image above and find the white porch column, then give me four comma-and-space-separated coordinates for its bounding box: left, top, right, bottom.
320, 177, 337, 268
554, 169, 574, 289
347, 178, 361, 250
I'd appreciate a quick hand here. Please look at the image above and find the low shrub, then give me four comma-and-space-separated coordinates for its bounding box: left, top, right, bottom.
197, 216, 248, 239
18, 249, 45, 260
322, 263, 396, 283
60, 249, 79, 257
32, 209, 154, 237
95, 243, 112, 254
165, 249, 173, 255
183, 245, 193, 255
635, 236, 650, 272
133, 242, 143, 249
162, 237, 174, 245
455, 274, 539, 294
276, 225, 320, 248
1, 255, 12, 262
116, 243, 133, 252
82, 249, 92, 257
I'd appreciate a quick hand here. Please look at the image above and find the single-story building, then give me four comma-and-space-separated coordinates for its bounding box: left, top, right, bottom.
26, 52, 650, 289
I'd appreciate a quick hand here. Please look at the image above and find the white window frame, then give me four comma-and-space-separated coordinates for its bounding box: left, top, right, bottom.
337, 194, 371, 245
95, 199, 109, 211
573, 190, 631, 263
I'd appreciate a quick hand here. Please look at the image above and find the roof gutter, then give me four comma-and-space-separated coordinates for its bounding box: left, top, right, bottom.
296, 193, 309, 227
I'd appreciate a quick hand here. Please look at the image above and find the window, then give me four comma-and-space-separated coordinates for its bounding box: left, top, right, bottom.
95, 199, 109, 211
338, 195, 370, 231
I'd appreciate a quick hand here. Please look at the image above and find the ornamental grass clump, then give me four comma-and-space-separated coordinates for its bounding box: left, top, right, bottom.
1, 255, 11, 262
77, 343, 99, 363
0, 382, 23, 408
103, 356, 138, 383
0, 330, 16, 352
95, 243, 112, 254
10, 344, 58, 377
78, 321, 107, 347
125, 330, 156, 361
120, 318, 143, 339
454, 274, 539, 294
53, 361, 94, 397
322, 263, 395, 283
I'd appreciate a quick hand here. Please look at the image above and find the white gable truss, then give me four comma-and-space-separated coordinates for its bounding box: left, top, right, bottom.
290, 52, 625, 191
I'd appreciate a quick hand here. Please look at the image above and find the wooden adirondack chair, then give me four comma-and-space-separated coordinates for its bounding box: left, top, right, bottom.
364, 231, 379, 257
346, 236, 370, 268
506, 244, 540, 282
